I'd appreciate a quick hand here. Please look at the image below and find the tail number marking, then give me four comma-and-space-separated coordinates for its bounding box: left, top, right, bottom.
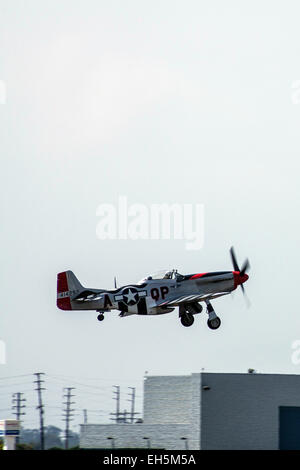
151, 286, 169, 301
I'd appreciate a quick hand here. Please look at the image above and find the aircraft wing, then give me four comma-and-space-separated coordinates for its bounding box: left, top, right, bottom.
157, 292, 230, 307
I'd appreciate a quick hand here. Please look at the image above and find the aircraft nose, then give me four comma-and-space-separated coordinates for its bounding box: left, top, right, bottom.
233, 271, 249, 288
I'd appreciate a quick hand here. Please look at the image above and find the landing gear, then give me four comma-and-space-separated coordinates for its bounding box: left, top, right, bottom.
207, 317, 221, 330
180, 313, 194, 327
97, 311, 105, 321
205, 300, 221, 330
179, 303, 201, 327
186, 303, 203, 315
178, 301, 221, 329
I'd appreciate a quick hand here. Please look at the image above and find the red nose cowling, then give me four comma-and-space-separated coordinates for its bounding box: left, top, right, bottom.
233, 271, 249, 289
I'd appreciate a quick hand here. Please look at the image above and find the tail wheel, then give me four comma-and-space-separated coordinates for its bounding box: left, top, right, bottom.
97, 313, 105, 321
180, 313, 194, 327
207, 317, 221, 330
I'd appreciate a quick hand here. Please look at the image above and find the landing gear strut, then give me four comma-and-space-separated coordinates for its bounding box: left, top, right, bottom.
205, 300, 221, 330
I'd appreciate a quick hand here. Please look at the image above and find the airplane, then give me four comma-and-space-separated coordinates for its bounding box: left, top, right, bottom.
56, 247, 250, 330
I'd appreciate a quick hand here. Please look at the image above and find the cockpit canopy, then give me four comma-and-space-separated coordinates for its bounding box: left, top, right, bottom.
138, 269, 184, 284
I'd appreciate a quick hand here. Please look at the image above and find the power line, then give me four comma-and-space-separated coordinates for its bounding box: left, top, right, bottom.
33, 372, 46, 450
47, 376, 110, 392
0, 374, 33, 381
83, 409, 106, 413
0, 382, 34, 388
62, 387, 75, 450
48, 373, 141, 383
0, 373, 141, 431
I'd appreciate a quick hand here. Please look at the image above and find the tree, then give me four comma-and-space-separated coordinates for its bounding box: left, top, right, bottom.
19, 426, 79, 450
16, 443, 34, 450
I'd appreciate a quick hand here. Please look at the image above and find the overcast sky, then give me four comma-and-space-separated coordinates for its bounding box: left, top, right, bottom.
1, 0, 300, 433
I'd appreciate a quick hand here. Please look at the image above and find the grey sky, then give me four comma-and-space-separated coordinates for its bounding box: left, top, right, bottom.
1, 0, 300, 432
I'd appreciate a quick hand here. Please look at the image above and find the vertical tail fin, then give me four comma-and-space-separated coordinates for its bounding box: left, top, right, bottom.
57, 271, 83, 310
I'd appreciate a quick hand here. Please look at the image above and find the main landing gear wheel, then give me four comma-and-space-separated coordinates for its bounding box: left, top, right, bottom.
97, 313, 105, 321
207, 317, 221, 330
181, 313, 194, 327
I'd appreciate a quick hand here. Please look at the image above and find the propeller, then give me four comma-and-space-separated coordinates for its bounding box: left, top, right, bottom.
230, 247, 240, 272
230, 246, 251, 306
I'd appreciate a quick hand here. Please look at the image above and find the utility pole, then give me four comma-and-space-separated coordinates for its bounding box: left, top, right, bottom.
33, 373, 45, 450
128, 387, 136, 424
12, 393, 26, 444
110, 385, 120, 423
83, 409, 88, 425
62, 387, 75, 450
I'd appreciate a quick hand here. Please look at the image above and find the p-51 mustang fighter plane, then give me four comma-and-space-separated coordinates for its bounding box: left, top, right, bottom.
57, 247, 250, 329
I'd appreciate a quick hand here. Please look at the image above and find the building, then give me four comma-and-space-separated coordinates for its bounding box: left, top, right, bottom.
80, 372, 300, 450
0, 420, 20, 450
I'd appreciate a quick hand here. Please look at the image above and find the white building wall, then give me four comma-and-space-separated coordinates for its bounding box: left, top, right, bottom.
80, 424, 191, 450
143, 375, 193, 424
